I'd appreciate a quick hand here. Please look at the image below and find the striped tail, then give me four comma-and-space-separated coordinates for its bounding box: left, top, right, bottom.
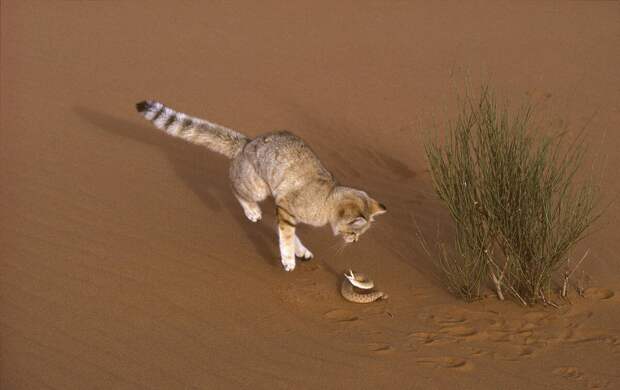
135, 100, 249, 159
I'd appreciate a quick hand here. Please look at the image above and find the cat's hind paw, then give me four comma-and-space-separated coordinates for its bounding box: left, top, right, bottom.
295, 247, 314, 261
294, 237, 313, 261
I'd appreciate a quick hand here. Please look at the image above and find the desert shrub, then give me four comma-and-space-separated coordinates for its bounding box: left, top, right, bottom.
424, 87, 600, 305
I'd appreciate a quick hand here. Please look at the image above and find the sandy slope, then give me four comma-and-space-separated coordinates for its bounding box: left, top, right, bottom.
2, 1, 619, 389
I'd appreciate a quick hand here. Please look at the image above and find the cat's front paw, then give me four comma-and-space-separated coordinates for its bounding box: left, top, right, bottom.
244, 208, 262, 223
281, 257, 296, 272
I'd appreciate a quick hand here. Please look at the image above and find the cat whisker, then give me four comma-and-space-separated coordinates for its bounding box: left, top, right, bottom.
330, 240, 346, 257
335, 241, 349, 258
328, 238, 342, 250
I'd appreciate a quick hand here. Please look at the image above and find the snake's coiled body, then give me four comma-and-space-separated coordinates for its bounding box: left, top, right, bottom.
340, 270, 388, 304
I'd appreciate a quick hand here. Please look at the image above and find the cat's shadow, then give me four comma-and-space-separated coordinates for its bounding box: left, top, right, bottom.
74, 107, 279, 266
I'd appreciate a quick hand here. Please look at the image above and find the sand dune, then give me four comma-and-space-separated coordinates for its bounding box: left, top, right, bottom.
2, 1, 619, 389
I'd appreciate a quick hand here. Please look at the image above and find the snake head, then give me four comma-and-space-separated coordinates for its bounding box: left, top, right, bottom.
344, 269, 375, 290
344, 269, 356, 282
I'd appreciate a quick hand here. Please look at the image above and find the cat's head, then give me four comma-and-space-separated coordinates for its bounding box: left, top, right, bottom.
330, 187, 387, 243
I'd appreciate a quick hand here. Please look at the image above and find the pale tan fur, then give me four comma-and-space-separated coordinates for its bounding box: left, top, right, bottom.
136, 101, 387, 271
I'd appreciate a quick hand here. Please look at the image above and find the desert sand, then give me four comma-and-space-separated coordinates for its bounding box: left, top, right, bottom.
2, 1, 619, 389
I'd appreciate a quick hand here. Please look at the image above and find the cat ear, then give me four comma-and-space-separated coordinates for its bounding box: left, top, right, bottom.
370, 199, 387, 216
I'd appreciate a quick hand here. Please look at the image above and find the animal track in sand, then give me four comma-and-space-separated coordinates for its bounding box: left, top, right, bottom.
583, 288, 615, 301
519, 347, 535, 357
368, 343, 395, 354
522, 310, 554, 323
411, 326, 480, 344
467, 348, 492, 357
413, 306, 614, 360
553, 366, 585, 380
440, 325, 478, 338
323, 309, 396, 357
553, 367, 612, 389
409, 331, 454, 346
434, 314, 467, 325
416, 357, 474, 372
563, 332, 620, 353
405, 303, 618, 386
323, 309, 359, 323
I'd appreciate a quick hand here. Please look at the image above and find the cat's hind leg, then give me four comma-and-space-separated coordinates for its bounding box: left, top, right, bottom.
230, 156, 269, 223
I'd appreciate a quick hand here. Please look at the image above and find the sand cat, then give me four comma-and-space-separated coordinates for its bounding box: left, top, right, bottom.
136, 101, 387, 271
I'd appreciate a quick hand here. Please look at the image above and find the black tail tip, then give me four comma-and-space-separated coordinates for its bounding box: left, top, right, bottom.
135, 100, 151, 113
